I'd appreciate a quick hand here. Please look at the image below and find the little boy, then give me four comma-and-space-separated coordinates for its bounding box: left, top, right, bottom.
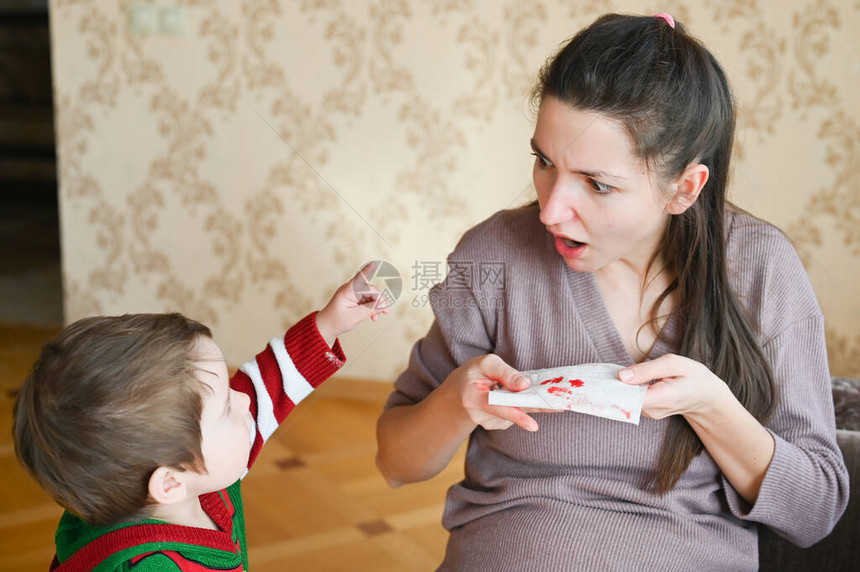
14, 264, 387, 571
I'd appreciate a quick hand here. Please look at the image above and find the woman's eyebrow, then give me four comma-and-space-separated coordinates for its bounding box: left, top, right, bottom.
530, 138, 626, 181
578, 168, 627, 182
530, 138, 550, 160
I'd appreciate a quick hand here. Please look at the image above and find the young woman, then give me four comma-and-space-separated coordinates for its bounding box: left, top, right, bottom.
376, 13, 848, 571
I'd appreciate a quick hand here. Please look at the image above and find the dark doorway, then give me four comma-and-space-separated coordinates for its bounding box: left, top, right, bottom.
0, 0, 63, 326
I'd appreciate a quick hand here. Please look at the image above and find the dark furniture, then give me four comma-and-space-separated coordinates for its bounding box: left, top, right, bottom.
759, 377, 859, 571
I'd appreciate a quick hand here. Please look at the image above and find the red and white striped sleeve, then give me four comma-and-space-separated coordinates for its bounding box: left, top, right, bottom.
229, 312, 346, 471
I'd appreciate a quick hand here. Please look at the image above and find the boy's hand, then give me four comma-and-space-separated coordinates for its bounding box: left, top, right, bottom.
315, 261, 390, 345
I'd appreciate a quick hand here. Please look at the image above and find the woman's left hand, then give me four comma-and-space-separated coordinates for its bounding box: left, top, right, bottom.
618, 354, 732, 420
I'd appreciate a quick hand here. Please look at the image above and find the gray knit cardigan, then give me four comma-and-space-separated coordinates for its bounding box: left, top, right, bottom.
385, 204, 849, 572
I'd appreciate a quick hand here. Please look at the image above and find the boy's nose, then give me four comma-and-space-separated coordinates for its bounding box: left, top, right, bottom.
238, 390, 251, 412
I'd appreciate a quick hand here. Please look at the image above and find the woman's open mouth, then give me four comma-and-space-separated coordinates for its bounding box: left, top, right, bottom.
554, 236, 587, 259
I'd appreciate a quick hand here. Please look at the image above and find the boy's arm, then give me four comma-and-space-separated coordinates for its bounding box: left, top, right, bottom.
230, 311, 346, 470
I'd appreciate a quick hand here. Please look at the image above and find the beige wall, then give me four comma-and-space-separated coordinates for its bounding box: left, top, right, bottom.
49, 0, 859, 379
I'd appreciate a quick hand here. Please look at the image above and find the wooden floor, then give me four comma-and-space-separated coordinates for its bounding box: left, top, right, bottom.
0, 323, 464, 572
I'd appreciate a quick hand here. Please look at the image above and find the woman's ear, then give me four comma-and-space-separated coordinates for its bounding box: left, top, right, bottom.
665, 163, 709, 215
148, 466, 190, 505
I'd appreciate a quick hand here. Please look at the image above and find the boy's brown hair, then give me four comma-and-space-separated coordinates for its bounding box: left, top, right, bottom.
13, 313, 213, 526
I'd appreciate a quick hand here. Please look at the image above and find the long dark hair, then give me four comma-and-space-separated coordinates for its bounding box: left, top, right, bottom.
531, 14, 777, 493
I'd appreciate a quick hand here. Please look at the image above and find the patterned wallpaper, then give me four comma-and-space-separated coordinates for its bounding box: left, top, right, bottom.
49, 0, 859, 379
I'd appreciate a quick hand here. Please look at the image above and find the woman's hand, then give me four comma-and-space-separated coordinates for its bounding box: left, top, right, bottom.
375, 354, 552, 487
618, 353, 733, 420
620, 353, 776, 504
450, 354, 545, 432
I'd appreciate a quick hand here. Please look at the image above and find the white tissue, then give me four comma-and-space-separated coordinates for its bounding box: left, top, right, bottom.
488, 363, 647, 425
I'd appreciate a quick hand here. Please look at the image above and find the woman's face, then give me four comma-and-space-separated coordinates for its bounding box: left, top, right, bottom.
532, 96, 672, 275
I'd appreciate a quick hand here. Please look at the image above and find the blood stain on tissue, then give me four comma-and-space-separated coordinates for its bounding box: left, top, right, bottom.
569, 379, 585, 388
547, 386, 572, 396
541, 376, 564, 385
610, 405, 631, 419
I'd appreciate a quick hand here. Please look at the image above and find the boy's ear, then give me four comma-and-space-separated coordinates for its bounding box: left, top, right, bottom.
148, 466, 190, 505
665, 163, 709, 215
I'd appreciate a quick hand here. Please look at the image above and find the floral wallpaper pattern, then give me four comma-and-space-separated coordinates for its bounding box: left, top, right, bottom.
49, 0, 859, 378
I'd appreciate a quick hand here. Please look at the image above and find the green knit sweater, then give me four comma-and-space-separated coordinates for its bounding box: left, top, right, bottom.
54, 480, 248, 571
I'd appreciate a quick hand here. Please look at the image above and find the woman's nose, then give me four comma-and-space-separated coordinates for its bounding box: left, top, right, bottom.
539, 179, 576, 227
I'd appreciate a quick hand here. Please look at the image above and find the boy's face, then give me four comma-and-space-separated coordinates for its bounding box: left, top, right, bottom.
190, 336, 254, 493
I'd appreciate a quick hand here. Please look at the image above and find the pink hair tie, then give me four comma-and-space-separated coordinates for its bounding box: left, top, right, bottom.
653, 12, 675, 29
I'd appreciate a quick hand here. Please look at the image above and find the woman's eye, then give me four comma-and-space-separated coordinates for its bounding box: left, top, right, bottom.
531, 152, 551, 168
589, 178, 613, 194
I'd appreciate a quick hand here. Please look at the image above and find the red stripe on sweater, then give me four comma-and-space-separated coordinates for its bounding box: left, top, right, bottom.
230, 369, 264, 469
218, 488, 235, 516
230, 369, 257, 421
255, 344, 297, 424
51, 524, 236, 572
135, 550, 243, 571
283, 312, 345, 388
200, 489, 233, 534
229, 313, 345, 470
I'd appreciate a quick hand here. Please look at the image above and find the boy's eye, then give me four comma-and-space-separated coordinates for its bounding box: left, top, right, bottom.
589, 178, 613, 194
531, 152, 551, 169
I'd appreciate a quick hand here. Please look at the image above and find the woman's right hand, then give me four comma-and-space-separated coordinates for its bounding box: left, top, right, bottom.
376, 353, 551, 486
450, 354, 542, 432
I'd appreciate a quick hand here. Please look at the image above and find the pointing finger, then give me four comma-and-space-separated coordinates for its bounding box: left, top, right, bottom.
353, 261, 379, 288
